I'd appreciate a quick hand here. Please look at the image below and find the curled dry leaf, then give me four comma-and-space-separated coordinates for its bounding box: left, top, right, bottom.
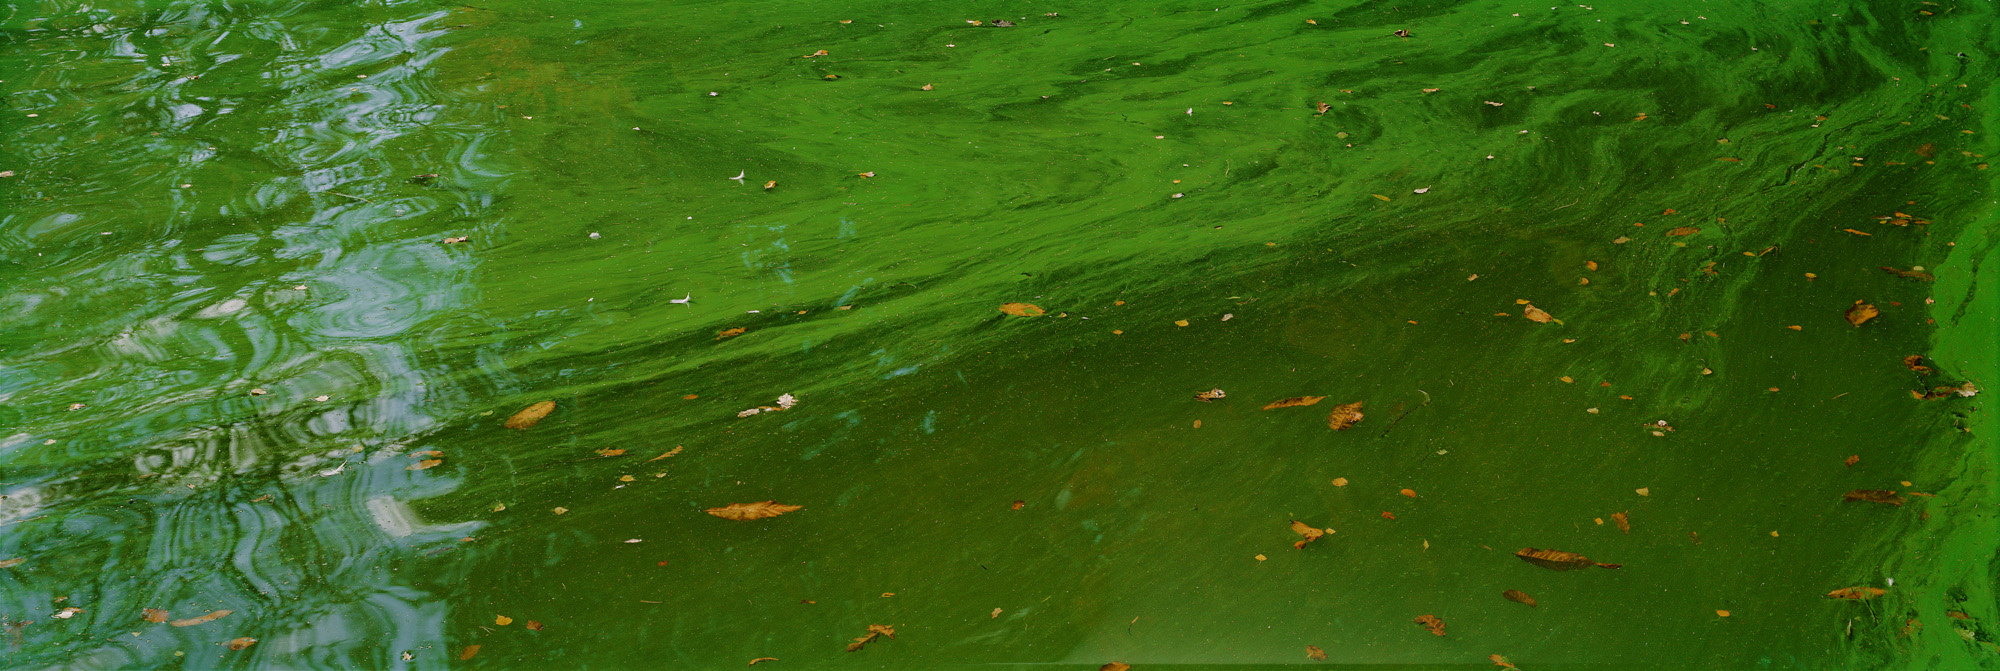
170, 610, 233, 627
717, 327, 748, 339
1327, 402, 1364, 430
1842, 489, 1904, 505
1307, 644, 1327, 661
999, 302, 1046, 317
1611, 511, 1630, 534
1291, 520, 1326, 548
1666, 227, 1701, 236
1903, 355, 1934, 374
705, 501, 804, 520
1845, 301, 1879, 327
1195, 388, 1226, 402
1515, 547, 1621, 570
143, 608, 169, 623
505, 401, 556, 429
1414, 614, 1447, 636
1827, 586, 1888, 600
1263, 396, 1325, 410
846, 624, 896, 652
1502, 589, 1537, 607
228, 638, 258, 651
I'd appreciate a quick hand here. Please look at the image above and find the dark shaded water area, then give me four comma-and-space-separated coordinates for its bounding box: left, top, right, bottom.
2, 0, 1996, 668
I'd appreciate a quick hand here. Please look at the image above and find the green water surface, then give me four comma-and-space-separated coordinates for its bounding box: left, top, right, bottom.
2, 0, 1995, 669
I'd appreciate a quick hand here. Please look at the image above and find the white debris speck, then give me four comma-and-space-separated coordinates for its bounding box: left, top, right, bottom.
777, 393, 798, 409
312, 395, 330, 402
737, 408, 763, 417
1221, 314, 1233, 321
624, 539, 643, 543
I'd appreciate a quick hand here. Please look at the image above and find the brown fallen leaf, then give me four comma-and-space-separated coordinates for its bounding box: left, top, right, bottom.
1400, 488, 1416, 498
650, 446, 684, 461
1380, 511, 1395, 520
1414, 614, 1446, 636
1845, 301, 1879, 327
1307, 645, 1327, 661
1263, 396, 1325, 410
1101, 664, 1133, 671
1291, 520, 1326, 548
750, 658, 780, 665
503, 401, 557, 429
596, 448, 627, 457
1611, 511, 1630, 534
1666, 226, 1701, 236
1904, 355, 1934, 374
229, 638, 258, 651
1327, 402, 1364, 430
1881, 266, 1936, 281
1011, 500, 1025, 510
999, 302, 1046, 317
846, 624, 896, 652
143, 608, 169, 623
170, 610, 233, 627
1842, 489, 1904, 505
1314, 101, 1331, 114
525, 620, 545, 631
1826, 586, 1888, 600
1502, 589, 1537, 607
1332, 477, 1349, 487
1523, 305, 1555, 323
1515, 547, 1621, 570
706, 501, 804, 520
1844, 228, 1873, 236
717, 327, 748, 339
1491, 653, 1517, 669
1845, 455, 1860, 467
458, 644, 480, 660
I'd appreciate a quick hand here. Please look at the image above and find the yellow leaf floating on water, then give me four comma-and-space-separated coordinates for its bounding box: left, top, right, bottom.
1174, 319, 1190, 327
1372, 194, 1392, 201
1523, 304, 1556, 323
169, 610, 232, 627
846, 624, 895, 652
1327, 402, 1364, 430
1262, 396, 1325, 410
504, 401, 556, 429
1291, 520, 1326, 548
496, 615, 513, 626
999, 302, 1046, 317
458, 645, 480, 660
1845, 301, 1879, 327
649, 446, 684, 461
705, 501, 803, 521
717, 327, 748, 339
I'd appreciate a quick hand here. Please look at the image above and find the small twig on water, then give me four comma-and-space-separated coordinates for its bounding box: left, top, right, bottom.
1380, 389, 1432, 437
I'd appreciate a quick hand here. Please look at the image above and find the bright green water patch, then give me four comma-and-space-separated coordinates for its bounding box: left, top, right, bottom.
1, 0, 1994, 668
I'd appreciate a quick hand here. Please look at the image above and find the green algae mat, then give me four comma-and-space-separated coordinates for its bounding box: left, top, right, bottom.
1, 0, 1995, 668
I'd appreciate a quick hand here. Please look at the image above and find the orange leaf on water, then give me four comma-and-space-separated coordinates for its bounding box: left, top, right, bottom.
1414, 614, 1447, 636
504, 401, 556, 429
999, 302, 1046, 317
142, 608, 169, 623
1491, 653, 1517, 668
1515, 547, 1621, 570
1611, 511, 1630, 534
1262, 396, 1325, 410
228, 638, 258, 651
1100, 664, 1132, 671
716, 327, 748, 339
170, 610, 232, 627
1327, 402, 1365, 430
1667, 226, 1701, 236
1845, 455, 1860, 467
525, 620, 545, 631
1307, 645, 1327, 661
1826, 586, 1888, 600
706, 501, 804, 520
1291, 520, 1326, 548
1842, 490, 1903, 505
1845, 301, 1879, 327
